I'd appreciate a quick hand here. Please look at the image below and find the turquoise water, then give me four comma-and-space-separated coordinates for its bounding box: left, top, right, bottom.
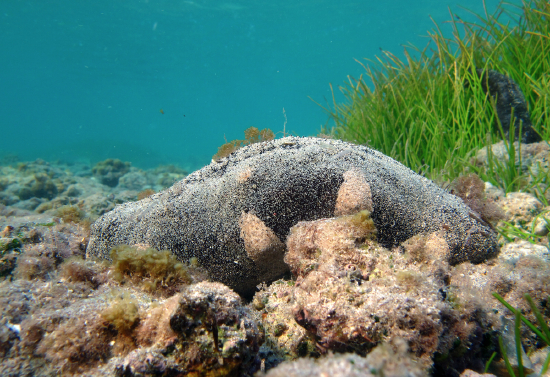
1, 0, 507, 170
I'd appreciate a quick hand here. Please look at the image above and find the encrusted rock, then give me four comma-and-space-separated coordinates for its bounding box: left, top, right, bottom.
118, 281, 263, 376
87, 137, 499, 295
475, 140, 549, 174
279, 214, 458, 369
460, 370, 497, 377
533, 212, 549, 236
498, 239, 550, 263
255, 210, 550, 373
258, 340, 427, 377
498, 192, 542, 221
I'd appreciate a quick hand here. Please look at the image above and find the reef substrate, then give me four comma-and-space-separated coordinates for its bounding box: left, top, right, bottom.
0, 143, 549, 376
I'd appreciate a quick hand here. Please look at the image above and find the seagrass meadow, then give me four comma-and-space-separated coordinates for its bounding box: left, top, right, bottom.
322, 0, 550, 192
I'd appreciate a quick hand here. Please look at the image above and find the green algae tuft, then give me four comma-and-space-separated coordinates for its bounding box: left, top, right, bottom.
100, 296, 140, 334
213, 126, 275, 160
55, 205, 84, 223
137, 188, 155, 200
110, 244, 192, 296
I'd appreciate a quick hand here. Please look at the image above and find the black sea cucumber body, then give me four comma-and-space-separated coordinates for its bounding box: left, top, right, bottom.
87, 137, 498, 296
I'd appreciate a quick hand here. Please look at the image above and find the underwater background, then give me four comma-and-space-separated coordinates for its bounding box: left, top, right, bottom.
1, 0, 506, 171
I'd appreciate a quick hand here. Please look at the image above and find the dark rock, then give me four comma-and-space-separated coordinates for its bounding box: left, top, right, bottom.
87, 137, 499, 296
115, 350, 172, 376
0, 252, 18, 277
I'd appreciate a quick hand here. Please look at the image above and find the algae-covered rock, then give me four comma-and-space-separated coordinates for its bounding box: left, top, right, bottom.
92, 158, 131, 187
87, 137, 499, 296
275, 214, 456, 368
256, 212, 504, 373
109, 244, 203, 296
17, 173, 60, 200
258, 340, 427, 377
117, 281, 263, 376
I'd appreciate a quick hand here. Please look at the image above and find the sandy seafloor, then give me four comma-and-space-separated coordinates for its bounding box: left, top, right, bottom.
1, 141, 550, 377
